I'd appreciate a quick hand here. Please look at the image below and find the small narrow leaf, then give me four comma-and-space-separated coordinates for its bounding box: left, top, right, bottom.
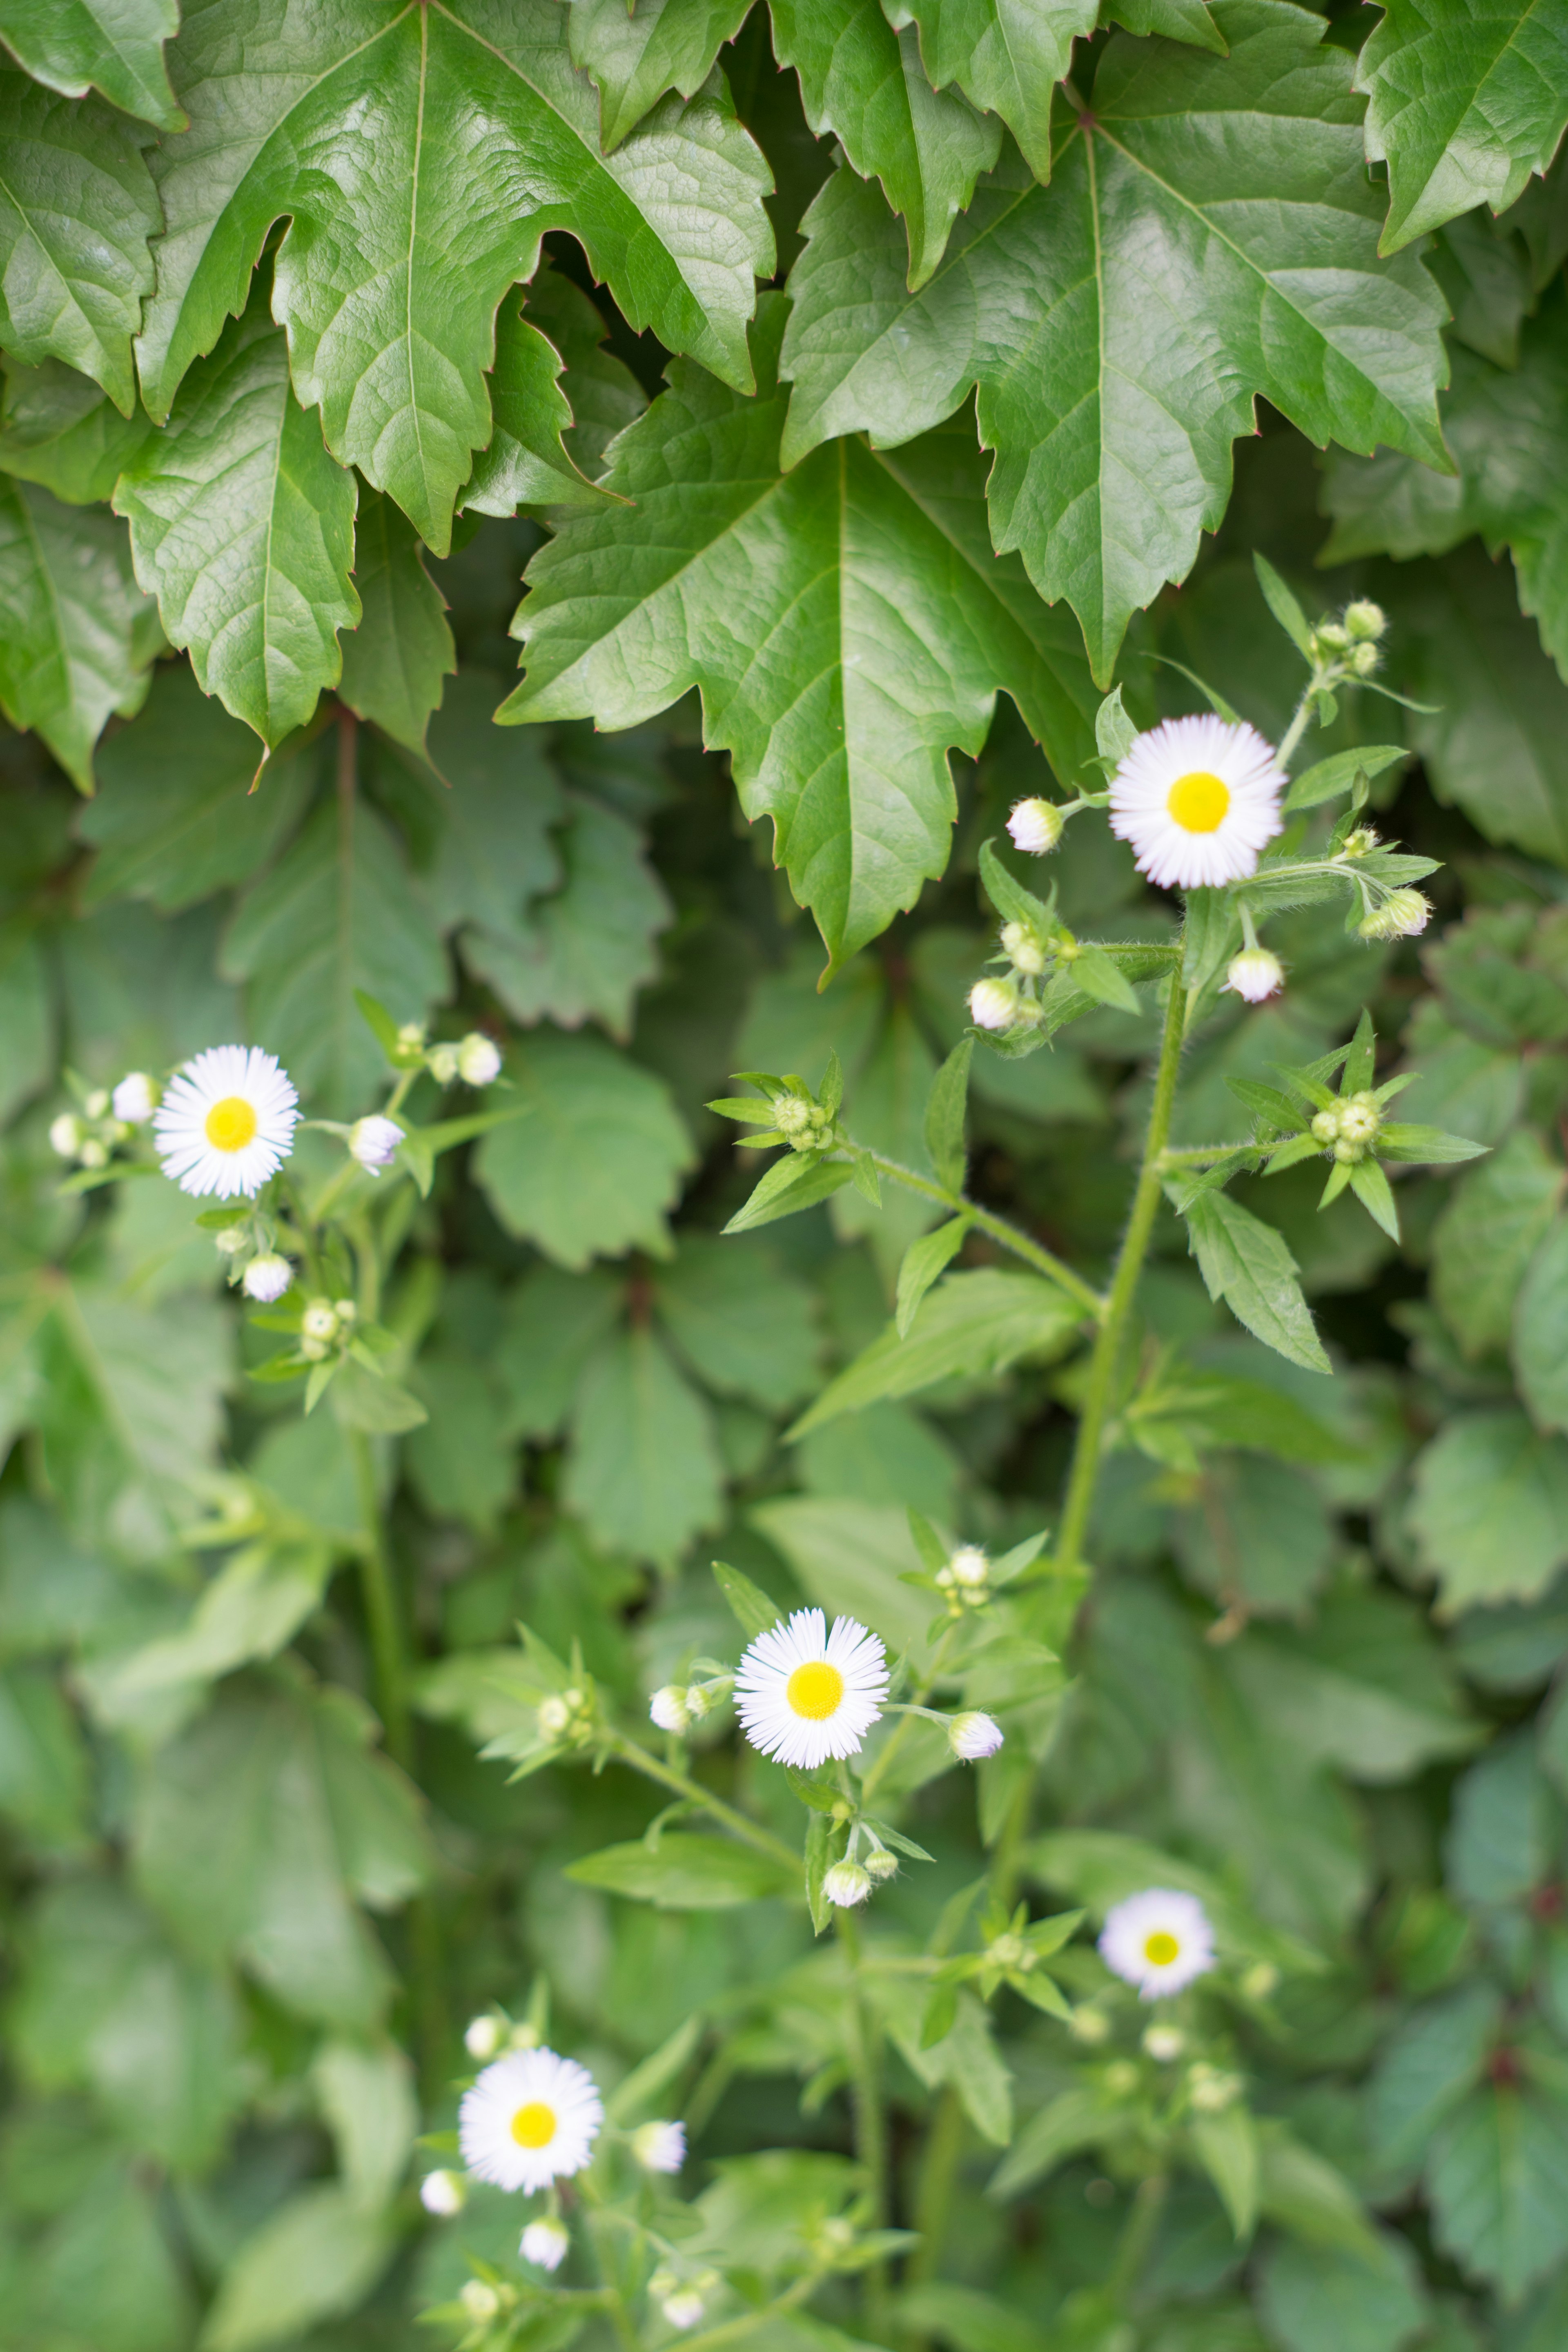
923, 1037, 973, 1192
896, 1217, 971, 1339
1252, 550, 1314, 658
1182, 1188, 1330, 1374
1070, 946, 1140, 1014
712, 1559, 783, 1642
1282, 744, 1407, 812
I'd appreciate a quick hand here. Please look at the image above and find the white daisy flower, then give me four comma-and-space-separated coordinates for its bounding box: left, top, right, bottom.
153, 1046, 298, 1199
1099, 1888, 1216, 1999
112, 1071, 158, 1124
1109, 716, 1284, 891
734, 1607, 888, 1770
631, 2119, 686, 2174
521, 2216, 570, 2271
459, 2046, 602, 2194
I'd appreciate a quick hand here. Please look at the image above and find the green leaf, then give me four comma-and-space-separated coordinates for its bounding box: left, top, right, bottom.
1515, 1214, 1568, 1433
201, 2183, 394, 2352
563, 1325, 724, 1565
1357, 0, 1568, 255
1368, 1983, 1502, 2174
989, 2085, 1120, 2198
383, 668, 563, 935
1407, 1407, 1568, 1612
779, 5, 1448, 682
336, 488, 454, 755
790, 1267, 1086, 1434
750, 1496, 938, 1655
1281, 745, 1408, 815
0, 71, 160, 414
724, 1148, 856, 1232
313, 2035, 417, 2210
504, 303, 1096, 967
522, 258, 648, 483
27, 2158, 195, 2352
1070, 944, 1140, 1014
713, 1557, 785, 1642
567, 0, 753, 151
1182, 1188, 1330, 1374
1430, 1128, 1563, 1359
1256, 2124, 1384, 2260
406, 1353, 514, 1532
0, 353, 155, 502
1105, 0, 1228, 45
1190, 2104, 1260, 2240
770, 0, 1000, 291
923, 1036, 973, 1193
86, 1541, 333, 1726
1255, 2228, 1429, 2352
1347, 1156, 1400, 1242
494, 1264, 624, 1438
456, 285, 618, 517
0, 0, 183, 129
221, 792, 449, 1118
655, 1234, 823, 1409
895, 1216, 971, 1340
474, 1029, 695, 1267
885, 0, 1097, 182
0, 476, 158, 787
1427, 2080, 1568, 2303
0, 1659, 88, 1841
1253, 550, 1313, 660
114, 292, 360, 748
137, 0, 774, 552
567, 1833, 796, 1907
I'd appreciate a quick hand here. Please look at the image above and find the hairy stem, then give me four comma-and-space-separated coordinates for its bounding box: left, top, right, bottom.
1054, 969, 1189, 1577
608, 1731, 800, 1871
864, 1152, 1104, 1319
837, 1909, 892, 2341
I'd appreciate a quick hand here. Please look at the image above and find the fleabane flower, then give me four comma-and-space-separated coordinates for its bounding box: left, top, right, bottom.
824, 1860, 873, 1908
154, 1046, 298, 1199
459, 2046, 602, 2194
242, 1252, 293, 1303
112, 1071, 158, 1124
1224, 947, 1285, 1004
521, 2217, 570, 2272
459, 1032, 503, 1086
1110, 716, 1284, 891
949, 1711, 1004, 1760
1099, 1888, 1216, 2000
968, 977, 1020, 1032
350, 1114, 404, 1172
631, 2119, 686, 2174
1008, 797, 1065, 855
735, 1607, 888, 1769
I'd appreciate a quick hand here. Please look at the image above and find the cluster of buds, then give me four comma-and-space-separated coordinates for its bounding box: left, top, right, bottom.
299, 1294, 357, 1361
934, 1543, 992, 1611
49, 1069, 160, 1170
458, 2277, 518, 2329
823, 1841, 900, 1909
773, 1092, 835, 1154
1357, 885, 1431, 942
648, 1673, 733, 1734
1185, 2061, 1244, 2114
1309, 597, 1387, 681
464, 2011, 541, 2062
535, 1684, 595, 1751
1310, 1089, 1382, 1164
649, 2267, 719, 2330
391, 1023, 504, 1088
214, 1220, 294, 1303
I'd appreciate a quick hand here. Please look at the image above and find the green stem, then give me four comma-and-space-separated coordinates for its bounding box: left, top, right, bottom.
608, 1731, 800, 1871
837, 1909, 892, 2342
906, 2084, 963, 2289
859, 1623, 960, 1806
1275, 679, 1318, 770
864, 1153, 1104, 1319
1054, 968, 1189, 1577
349, 1425, 412, 1772
1109, 2171, 1169, 2306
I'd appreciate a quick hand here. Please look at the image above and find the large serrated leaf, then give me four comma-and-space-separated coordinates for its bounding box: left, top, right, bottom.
567, 0, 752, 151
0, 0, 183, 129
0, 477, 159, 788
337, 489, 454, 756
886, 0, 1096, 181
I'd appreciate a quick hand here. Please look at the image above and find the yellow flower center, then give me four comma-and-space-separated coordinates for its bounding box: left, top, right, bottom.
786, 1661, 845, 1720
1143, 1931, 1180, 1967
511, 2101, 557, 2148
204, 1096, 258, 1152
1166, 772, 1230, 833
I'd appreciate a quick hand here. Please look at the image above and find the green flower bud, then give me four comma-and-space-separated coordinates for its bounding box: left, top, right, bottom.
1343, 599, 1386, 641
1000, 919, 1047, 976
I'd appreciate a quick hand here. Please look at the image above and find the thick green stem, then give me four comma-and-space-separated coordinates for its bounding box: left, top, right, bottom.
608, 1731, 800, 1871
837, 1909, 892, 2341
350, 1425, 412, 1772
1054, 970, 1189, 1577
864, 1152, 1104, 1319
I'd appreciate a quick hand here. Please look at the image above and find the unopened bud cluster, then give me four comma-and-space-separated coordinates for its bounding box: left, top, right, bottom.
210, 1209, 295, 1301
1310, 597, 1386, 681
299, 1294, 357, 1361
1310, 1089, 1382, 1164
935, 1544, 991, 1609
1358, 886, 1431, 942
650, 2268, 719, 2330
648, 1675, 732, 1734
535, 1684, 595, 1749
775, 1092, 835, 1154
398, 1024, 503, 1088
49, 1070, 161, 1172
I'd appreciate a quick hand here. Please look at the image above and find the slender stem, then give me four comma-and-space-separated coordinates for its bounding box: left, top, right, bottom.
608, 1731, 800, 1871
1275, 678, 1319, 770
864, 1152, 1104, 1319
349, 1425, 412, 1771
1109, 2172, 1169, 2306
860, 1623, 960, 1805
837, 1910, 892, 2342
906, 2085, 963, 2288
1054, 969, 1189, 1577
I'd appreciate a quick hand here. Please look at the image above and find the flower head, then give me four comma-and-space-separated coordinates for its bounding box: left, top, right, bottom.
968, 977, 1020, 1032
350, 1114, 404, 1172
459, 2046, 603, 2194
631, 2119, 686, 2174
521, 2217, 570, 2272
242, 1252, 293, 1303
420, 2169, 466, 2216
154, 1046, 298, 1199
662, 2290, 708, 2331
1008, 797, 1065, 855
1099, 1888, 1216, 2000
112, 1071, 158, 1124
1142, 2025, 1185, 2063
465, 2013, 503, 2061
1109, 717, 1284, 891
649, 1685, 691, 1734
1224, 947, 1285, 1004
824, 1860, 873, 1908
734, 1607, 888, 1770
948, 1711, 1004, 1761
999, 920, 1047, 976
459, 1032, 503, 1086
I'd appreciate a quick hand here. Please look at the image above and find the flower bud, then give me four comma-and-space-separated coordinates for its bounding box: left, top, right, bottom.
1310, 1109, 1339, 1144
78, 1138, 109, 1169
1241, 1960, 1279, 2000
864, 1847, 899, 1881
536, 1694, 572, 1740
948, 1544, 989, 1590
84, 1088, 109, 1120
49, 1113, 82, 1159
1314, 621, 1350, 653
350, 1114, 404, 1172
1223, 948, 1284, 1005
1187, 2063, 1243, 2114
112, 1071, 158, 1124
824, 1860, 873, 1908
649, 1685, 692, 1734
334, 1297, 357, 1323
999, 920, 1047, 976
1142, 2025, 1185, 2063
1358, 888, 1431, 942
243, 1253, 293, 1303
631, 2118, 686, 2174
464, 2013, 503, 2060
428, 1042, 460, 1084
301, 1299, 339, 1344
215, 1225, 249, 1256
1343, 599, 1386, 641
1104, 2060, 1140, 2098
421, 2169, 466, 2216
660, 2289, 707, 2331
1349, 639, 1380, 677
1069, 2005, 1111, 2045
396, 1021, 427, 1054
458, 1032, 503, 1086
1007, 797, 1065, 855
968, 977, 1020, 1032
460, 2280, 501, 2323
520, 2217, 570, 2272
949, 1711, 1004, 1761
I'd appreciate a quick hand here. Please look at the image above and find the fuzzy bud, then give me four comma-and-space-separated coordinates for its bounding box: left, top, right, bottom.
1187, 2062, 1243, 2114
464, 2014, 503, 2061
1104, 2060, 1140, 2098
1007, 797, 1065, 855
1069, 2005, 1111, 2045
460, 2281, 501, 2323
968, 977, 1020, 1032
79, 1138, 109, 1169
1343, 599, 1386, 642
214, 1225, 249, 1257
999, 920, 1047, 976
420, 2169, 466, 2216
660, 2290, 708, 2331
648, 1685, 692, 1734
1314, 621, 1350, 653
458, 1032, 503, 1087
1310, 1109, 1338, 1144
350, 1114, 404, 1172
112, 1071, 158, 1124
428, 1042, 460, 1084
49, 1113, 82, 1159
1223, 948, 1285, 1005
1349, 639, 1381, 677
396, 1021, 427, 1055
864, 1847, 899, 1882
242, 1253, 294, 1303
1142, 2025, 1185, 2063
520, 2217, 570, 2272
1359, 888, 1431, 942
948, 1711, 1004, 1761
948, 1544, 990, 1590
631, 2118, 687, 2174
301, 1299, 339, 1344
824, 1860, 873, 1908
536, 1695, 573, 1741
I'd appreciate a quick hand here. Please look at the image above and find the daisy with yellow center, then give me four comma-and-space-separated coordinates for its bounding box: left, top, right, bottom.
735, 1607, 889, 1770
1098, 1888, 1216, 2000
459, 2046, 602, 2195
153, 1045, 298, 1199
1109, 715, 1285, 891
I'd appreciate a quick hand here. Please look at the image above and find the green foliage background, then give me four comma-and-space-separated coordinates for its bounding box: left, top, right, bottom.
3, 2, 1568, 2350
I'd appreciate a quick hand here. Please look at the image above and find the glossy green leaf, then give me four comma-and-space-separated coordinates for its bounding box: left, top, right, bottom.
521, 260, 648, 485
336, 488, 454, 755
0, 475, 159, 787
780, 3, 1448, 682
884, 0, 1096, 182
0, 354, 154, 503
137, 0, 773, 551
456, 287, 617, 518
567, 0, 753, 151
0, 0, 182, 128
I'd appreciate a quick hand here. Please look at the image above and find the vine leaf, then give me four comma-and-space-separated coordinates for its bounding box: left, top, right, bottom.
457, 290, 617, 519
567, 0, 753, 150
337, 490, 455, 757
1356, 0, 1568, 255
0, 71, 160, 414
499, 297, 1098, 971
0, 356, 155, 505
521, 264, 647, 486
0, 0, 183, 129
0, 478, 160, 788
780, 0, 1450, 684
885, 0, 1098, 180
113, 291, 361, 749
769, 0, 1000, 290
136, 0, 773, 555
1103, 0, 1227, 45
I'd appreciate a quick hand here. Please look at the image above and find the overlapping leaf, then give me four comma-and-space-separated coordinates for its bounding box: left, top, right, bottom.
886, 0, 1097, 180
1356, 0, 1568, 254
781, 0, 1449, 682
337, 489, 454, 754
0, 0, 183, 128
136, 0, 774, 553
501, 298, 1098, 967
0, 477, 160, 786
568, 0, 753, 150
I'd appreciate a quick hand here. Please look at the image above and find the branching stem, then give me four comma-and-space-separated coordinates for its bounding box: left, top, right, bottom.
864, 1152, 1104, 1319
607, 1731, 800, 1871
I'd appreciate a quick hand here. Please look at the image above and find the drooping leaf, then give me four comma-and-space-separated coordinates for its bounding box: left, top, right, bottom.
1408, 1408, 1568, 1612
336, 488, 455, 754
1429, 1129, 1563, 1360
502, 299, 1098, 967
1183, 1187, 1330, 1374
0, 476, 159, 787
114, 292, 361, 748
882, 0, 1096, 181
0, 71, 160, 414
136, 0, 774, 552
564, 1324, 724, 1564
0, 0, 183, 129
1356, 0, 1568, 255
567, 0, 753, 151
780, 3, 1449, 682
